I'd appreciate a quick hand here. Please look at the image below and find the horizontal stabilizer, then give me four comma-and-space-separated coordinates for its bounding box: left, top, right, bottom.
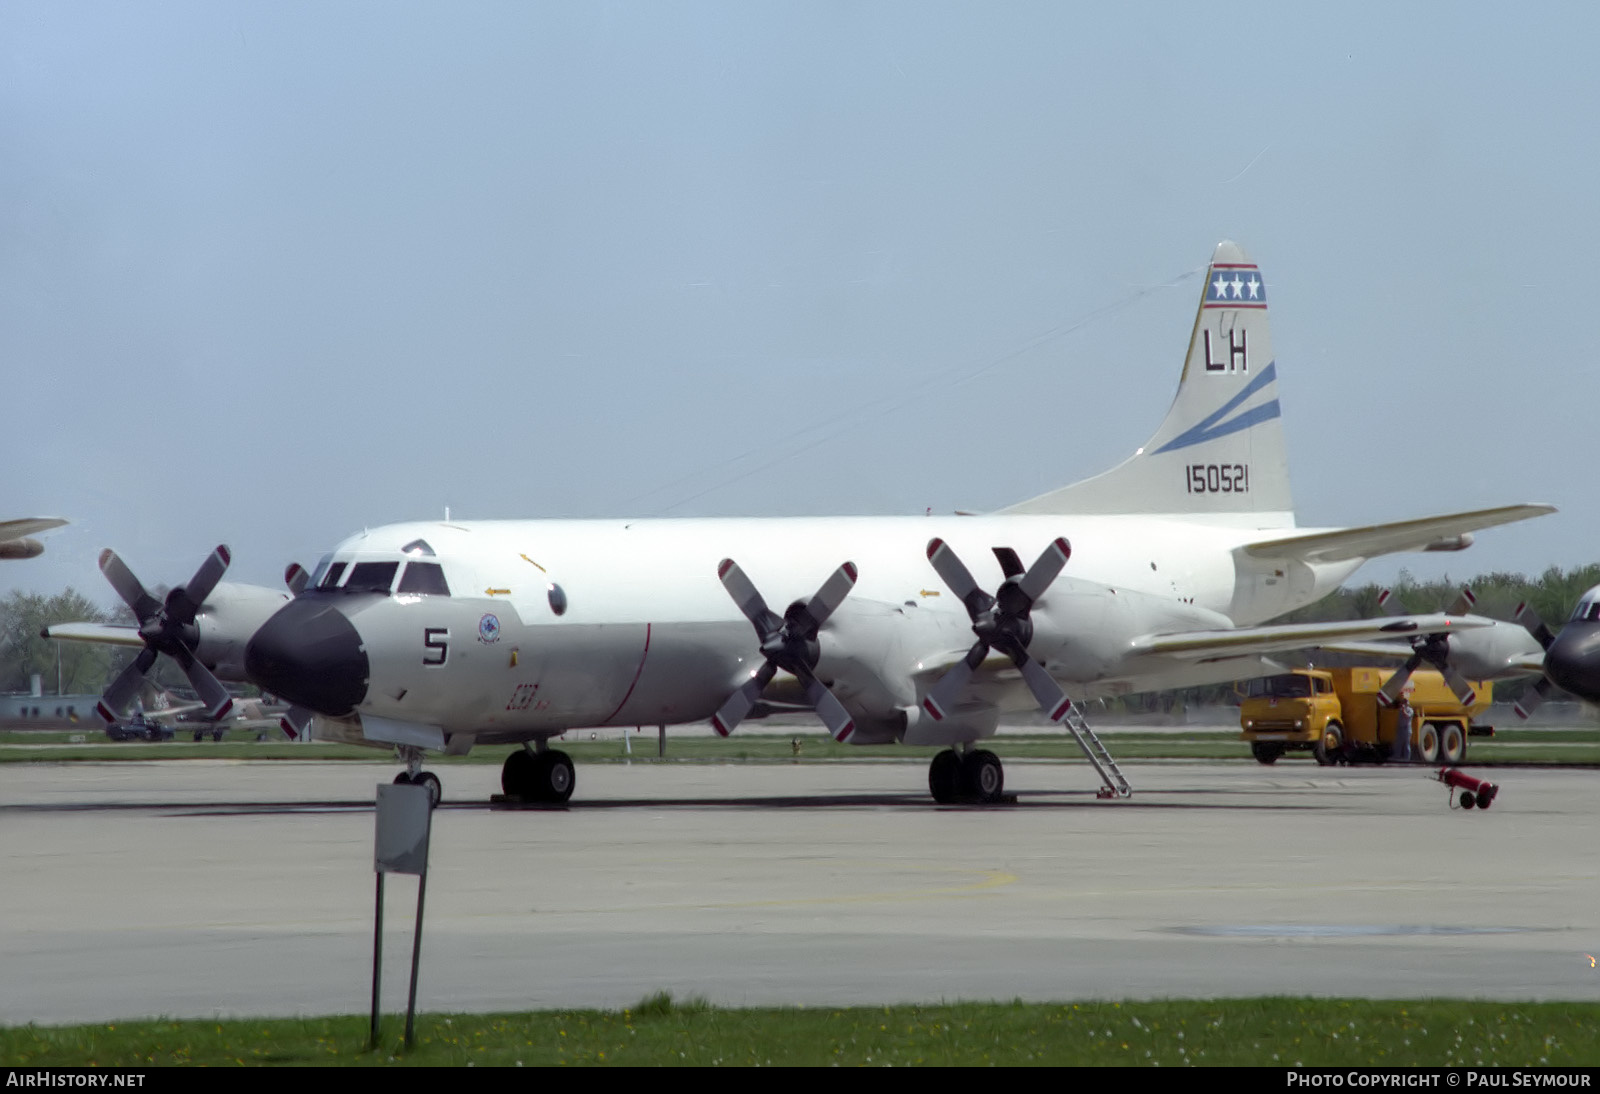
1129, 613, 1493, 660
1242, 504, 1555, 564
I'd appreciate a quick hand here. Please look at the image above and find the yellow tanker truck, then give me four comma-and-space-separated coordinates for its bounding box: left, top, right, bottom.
1239, 666, 1492, 766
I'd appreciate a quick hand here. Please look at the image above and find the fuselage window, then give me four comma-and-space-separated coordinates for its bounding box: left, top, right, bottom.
318, 561, 347, 589
345, 561, 400, 594
398, 562, 451, 596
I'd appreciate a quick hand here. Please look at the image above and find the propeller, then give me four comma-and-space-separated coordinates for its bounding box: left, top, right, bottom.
1510, 600, 1559, 720
921, 537, 1074, 723
1370, 586, 1480, 708
711, 559, 859, 742
97, 546, 236, 724
284, 562, 310, 597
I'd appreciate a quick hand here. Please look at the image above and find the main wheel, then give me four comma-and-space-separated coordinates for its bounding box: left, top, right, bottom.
1417, 723, 1441, 764
928, 750, 963, 804
393, 772, 413, 786
1439, 724, 1465, 765
501, 749, 537, 798
1312, 722, 1344, 767
962, 749, 1004, 803
534, 750, 576, 804
1250, 742, 1284, 765
414, 771, 442, 808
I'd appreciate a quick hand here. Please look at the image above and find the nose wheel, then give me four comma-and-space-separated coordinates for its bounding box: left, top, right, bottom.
501, 747, 576, 804
393, 770, 442, 808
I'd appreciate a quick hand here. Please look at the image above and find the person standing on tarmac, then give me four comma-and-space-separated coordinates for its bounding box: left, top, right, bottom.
1392, 692, 1415, 763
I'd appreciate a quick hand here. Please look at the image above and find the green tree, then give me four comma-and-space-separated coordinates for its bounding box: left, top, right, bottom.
0, 589, 129, 695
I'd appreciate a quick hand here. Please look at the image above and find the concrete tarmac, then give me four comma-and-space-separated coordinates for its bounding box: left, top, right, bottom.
2, 757, 1598, 1025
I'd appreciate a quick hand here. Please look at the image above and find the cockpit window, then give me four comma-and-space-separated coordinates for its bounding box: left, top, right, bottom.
1572, 593, 1600, 623
344, 561, 400, 594
318, 561, 347, 589
401, 539, 436, 557
398, 562, 451, 596
308, 555, 334, 588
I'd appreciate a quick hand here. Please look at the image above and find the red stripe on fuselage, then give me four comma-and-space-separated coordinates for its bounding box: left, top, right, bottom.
600, 623, 653, 725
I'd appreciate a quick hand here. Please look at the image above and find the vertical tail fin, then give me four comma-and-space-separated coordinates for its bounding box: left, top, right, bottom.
1002, 241, 1293, 526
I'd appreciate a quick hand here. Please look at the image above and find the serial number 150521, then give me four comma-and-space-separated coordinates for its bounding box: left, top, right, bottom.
1186, 463, 1249, 493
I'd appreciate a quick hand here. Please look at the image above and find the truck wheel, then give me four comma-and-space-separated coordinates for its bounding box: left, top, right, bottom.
1251, 742, 1284, 765
1312, 722, 1344, 767
1439, 724, 1465, 765
1417, 723, 1441, 764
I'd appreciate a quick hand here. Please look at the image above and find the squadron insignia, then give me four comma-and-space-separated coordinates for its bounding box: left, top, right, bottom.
478, 613, 501, 644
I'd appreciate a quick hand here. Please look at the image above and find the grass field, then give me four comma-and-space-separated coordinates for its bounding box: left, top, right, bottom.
3, 997, 1595, 1066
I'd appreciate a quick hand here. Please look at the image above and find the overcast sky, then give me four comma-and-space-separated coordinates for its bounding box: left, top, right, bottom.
3, 3, 1596, 608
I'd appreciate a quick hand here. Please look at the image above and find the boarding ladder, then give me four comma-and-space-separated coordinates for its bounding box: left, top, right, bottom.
1061, 702, 1132, 799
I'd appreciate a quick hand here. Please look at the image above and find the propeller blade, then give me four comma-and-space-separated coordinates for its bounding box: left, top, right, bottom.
98, 648, 159, 722
709, 663, 776, 737
799, 670, 856, 743
169, 644, 235, 720
172, 545, 231, 624
1017, 657, 1073, 722
1015, 537, 1072, 605
279, 706, 313, 740
1440, 664, 1478, 707
926, 539, 990, 620
1377, 657, 1422, 707
1513, 677, 1555, 721
921, 643, 986, 722
801, 561, 859, 632
1513, 601, 1557, 651
1444, 587, 1477, 617
99, 550, 160, 624
991, 547, 1025, 579
717, 559, 781, 639
285, 562, 310, 597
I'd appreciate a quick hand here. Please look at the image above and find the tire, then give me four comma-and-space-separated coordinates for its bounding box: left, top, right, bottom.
1250, 742, 1284, 765
1459, 791, 1477, 810
1312, 722, 1344, 767
962, 749, 1004, 803
414, 771, 442, 808
928, 750, 963, 804
536, 750, 576, 804
1417, 723, 1441, 764
393, 772, 413, 786
1439, 724, 1465, 765
501, 749, 536, 798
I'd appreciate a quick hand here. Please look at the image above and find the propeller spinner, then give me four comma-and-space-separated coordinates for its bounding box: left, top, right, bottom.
96, 546, 236, 724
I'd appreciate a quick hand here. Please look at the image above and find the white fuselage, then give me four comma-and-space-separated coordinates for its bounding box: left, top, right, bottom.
307, 514, 1362, 749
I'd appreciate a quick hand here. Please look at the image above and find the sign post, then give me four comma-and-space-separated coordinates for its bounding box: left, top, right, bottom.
371, 783, 433, 1050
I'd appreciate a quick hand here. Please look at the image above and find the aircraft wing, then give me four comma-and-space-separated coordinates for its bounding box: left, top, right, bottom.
0, 518, 67, 541
1313, 639, 1548, 676
1128, 613, 1493, 660
1241, 504, 1555, 564
44, 622, 145, 648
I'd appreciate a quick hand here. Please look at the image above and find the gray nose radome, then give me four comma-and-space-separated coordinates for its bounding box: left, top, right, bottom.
245, 597, 369, 716
1546, 625, 1600, 705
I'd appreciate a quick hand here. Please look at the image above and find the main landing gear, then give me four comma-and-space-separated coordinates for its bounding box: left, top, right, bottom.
501, 745, 576, 804
928, 747, 1006, 805
393, 747, 442, 808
